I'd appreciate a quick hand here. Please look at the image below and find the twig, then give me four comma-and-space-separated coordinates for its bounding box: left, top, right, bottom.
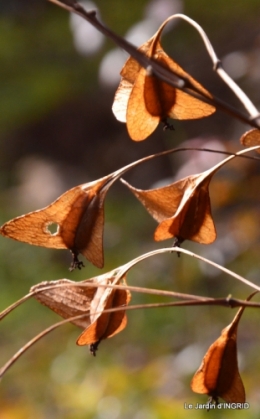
0, 293, 35, 321
1, 293, 260, 379
113, 246, 260, 292
167, 14, 260, 121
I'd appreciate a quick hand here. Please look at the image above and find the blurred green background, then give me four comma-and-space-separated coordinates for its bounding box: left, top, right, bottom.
0, 0, 260, 418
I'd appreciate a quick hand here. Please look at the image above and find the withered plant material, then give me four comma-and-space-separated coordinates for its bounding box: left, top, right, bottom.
31, 279, 96, 329
0, 153, 170, 269
240, 128, 260, 153
1, 147, 257, 269
76, 274, 131, 355
49, 1, 260, 130
31, 272, 131, 355
0, 176, 117, 269
112, 16, 215, 141
122, 175, 216, 245
121, 150, 251, 245
190, 292, 257, 404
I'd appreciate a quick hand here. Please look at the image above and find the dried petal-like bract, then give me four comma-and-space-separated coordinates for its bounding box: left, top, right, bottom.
112, 16, 215, 141
31, 279, 96, 329
191, 292, 257, 404
76, 274, 131, 355
32, 271, 131, 355
240, 128, 260, 153
122, 151, 250, 245
0, 157, 156, 269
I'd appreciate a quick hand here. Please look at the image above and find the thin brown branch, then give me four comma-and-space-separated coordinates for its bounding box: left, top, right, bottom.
168, 14, 260, 121
0, 292, 35, 321
1, 295, 260, 379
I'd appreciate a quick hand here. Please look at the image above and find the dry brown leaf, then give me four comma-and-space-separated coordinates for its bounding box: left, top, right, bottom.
31, 279, 96, 329
240, 128, 260, 153
76, 274, 131, 355
191, 292, 257, 404
121, 170, 217, 245
112, 16, 215, 141
124, 175, 216, 244
31, 272, 131, 355
0, 156, 151, 269
121, 152, 249, 245
154, 174, 216, 244
0, 175, 116, 269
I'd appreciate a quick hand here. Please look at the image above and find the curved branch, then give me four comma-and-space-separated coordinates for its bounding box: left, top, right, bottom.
166, 14, 260, 121
47, 0, 260, 129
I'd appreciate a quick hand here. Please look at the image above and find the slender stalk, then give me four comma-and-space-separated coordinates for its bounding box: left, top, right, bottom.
2, 294, 260, 379
168, 14, 260, 121
0, 293, 35, 321
114, 246, 260, 292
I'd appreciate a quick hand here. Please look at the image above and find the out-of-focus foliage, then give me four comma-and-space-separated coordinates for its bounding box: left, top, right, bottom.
0, 0, 260, 418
